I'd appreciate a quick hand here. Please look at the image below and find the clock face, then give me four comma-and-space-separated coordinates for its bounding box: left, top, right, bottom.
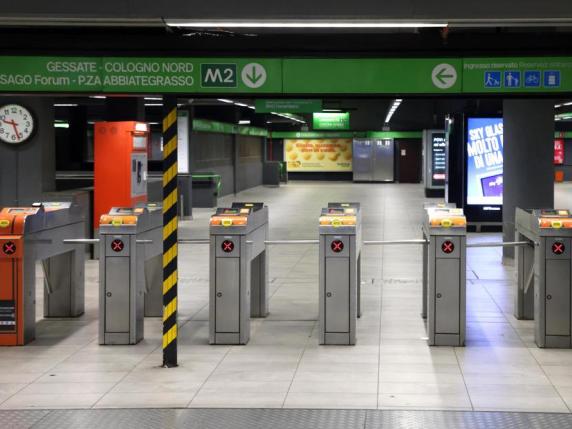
0, 104, 35, 144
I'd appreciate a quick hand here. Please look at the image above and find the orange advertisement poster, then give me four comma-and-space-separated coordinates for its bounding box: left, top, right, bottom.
285, 139, 353, 172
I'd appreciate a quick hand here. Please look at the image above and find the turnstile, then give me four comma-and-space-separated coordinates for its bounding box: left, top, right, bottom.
209, 203, 269, 345
98, 204, 162, 345
319, 206, 361, 345
328, 202, 362, 318
0, 201, 85, 345
515, 208, 572, 348
421, 202, 456, 319
423, 207, 466, 346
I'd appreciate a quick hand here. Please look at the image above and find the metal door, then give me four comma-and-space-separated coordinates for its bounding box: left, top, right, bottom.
435, 258, 460, 334
325, 258, 349, 332
352, 139, 372, 181
215, 258, 240, 333
373, 139, 394, 182
545, 260, 571, 336
105, 257, 130, 333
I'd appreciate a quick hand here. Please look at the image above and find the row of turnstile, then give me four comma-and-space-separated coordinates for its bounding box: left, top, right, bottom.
1, 198, 571, 349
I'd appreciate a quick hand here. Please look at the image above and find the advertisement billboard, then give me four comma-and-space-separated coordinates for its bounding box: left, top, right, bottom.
285, 139, 352, 172
466, 117, 504, 206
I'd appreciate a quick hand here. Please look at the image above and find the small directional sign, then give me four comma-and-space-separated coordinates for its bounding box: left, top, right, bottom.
222, 240, 235, 253
111, 239, 125, 253
331, 240, 344, 253
552, 241, 565, 255
2, 241, 16, 256
241, 63, 267, 89
432, 64, 457, 90
441, 240, 455, 254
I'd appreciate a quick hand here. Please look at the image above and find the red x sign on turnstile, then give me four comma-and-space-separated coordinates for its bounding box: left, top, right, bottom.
222, 240, 234, 253
441, 240, 454, 254
2, 241, 16, 256
552, 241, 565, 255
111, 239, 124, 253
331, 240, 344, 253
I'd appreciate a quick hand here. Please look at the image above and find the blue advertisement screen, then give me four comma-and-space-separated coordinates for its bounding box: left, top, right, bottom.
466, 117, 504, 205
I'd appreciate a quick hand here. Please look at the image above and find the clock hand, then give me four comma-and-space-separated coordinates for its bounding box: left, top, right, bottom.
5, 121, 19, 139
3, 119, 21, 140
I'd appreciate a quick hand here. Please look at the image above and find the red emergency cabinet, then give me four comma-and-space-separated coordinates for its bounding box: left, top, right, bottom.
94, 121, 150, 229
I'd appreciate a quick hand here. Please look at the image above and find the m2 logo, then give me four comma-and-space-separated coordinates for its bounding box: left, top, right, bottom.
201, 64, 237, 88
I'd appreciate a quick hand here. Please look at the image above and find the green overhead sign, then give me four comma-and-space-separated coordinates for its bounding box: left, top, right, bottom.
192, 119, 268, 137
313, 112, 350, 130
284, 58, 462, 94
270, 131, 423, 139
255, 99, 322, 113
1, 55, 572, 94
0, 56, 282, 93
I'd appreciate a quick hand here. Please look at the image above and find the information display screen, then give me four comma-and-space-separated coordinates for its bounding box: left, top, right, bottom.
431, 132, 446, 187
466, 117, 504, 206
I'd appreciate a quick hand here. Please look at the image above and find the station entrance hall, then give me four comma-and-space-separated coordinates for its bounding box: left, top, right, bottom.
2, 5, 572, 429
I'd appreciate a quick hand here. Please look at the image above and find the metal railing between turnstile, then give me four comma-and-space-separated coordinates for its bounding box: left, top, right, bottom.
176, 239, 534, 248
63, 239, 154, 244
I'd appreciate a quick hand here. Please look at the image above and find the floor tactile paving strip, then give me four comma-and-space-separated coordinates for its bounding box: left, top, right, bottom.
0, 410, 51, 429
0, 408, 570, 428
365, 410, 532, 429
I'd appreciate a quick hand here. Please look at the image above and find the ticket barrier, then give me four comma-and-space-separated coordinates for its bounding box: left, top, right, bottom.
423, 207, 467, 346
421, 202, 456, 319
209, 203, 269, 345
98, 205, 162, 345
515, 208, 572, 348
328, 203, 362, 318
319, 206, 361, 345
0, 201, 85, 345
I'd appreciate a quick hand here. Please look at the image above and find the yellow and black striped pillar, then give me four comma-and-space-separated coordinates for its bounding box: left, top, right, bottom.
162, 97, 178, 367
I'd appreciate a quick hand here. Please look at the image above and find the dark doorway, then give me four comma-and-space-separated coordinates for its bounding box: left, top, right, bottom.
396, 139, 422, 183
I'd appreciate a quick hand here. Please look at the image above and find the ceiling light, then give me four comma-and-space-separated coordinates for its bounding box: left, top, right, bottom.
218, 98, 234, 104
144, 97, 163, 101
144, 103, 163, 107
384, 99, 403, 124
239, 120, 251, 125
54, 103, 78, 107
167, 20, 448, 28
54, 122, 69, 128
89, 95, 106, 99
322, 109, 342, 112
235, 102, 249, 107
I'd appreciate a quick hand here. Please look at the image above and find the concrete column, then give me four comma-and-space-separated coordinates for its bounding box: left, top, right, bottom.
503, 99, 555, 258
0, 97, 56, 206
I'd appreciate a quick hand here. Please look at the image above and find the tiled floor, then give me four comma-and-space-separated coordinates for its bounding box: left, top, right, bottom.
1, 181, 572, 412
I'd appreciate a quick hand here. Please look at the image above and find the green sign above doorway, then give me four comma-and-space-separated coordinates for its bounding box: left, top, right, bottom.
0, 56, 282, 93
313, 112, 350, 130
255, 99, 322, 113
